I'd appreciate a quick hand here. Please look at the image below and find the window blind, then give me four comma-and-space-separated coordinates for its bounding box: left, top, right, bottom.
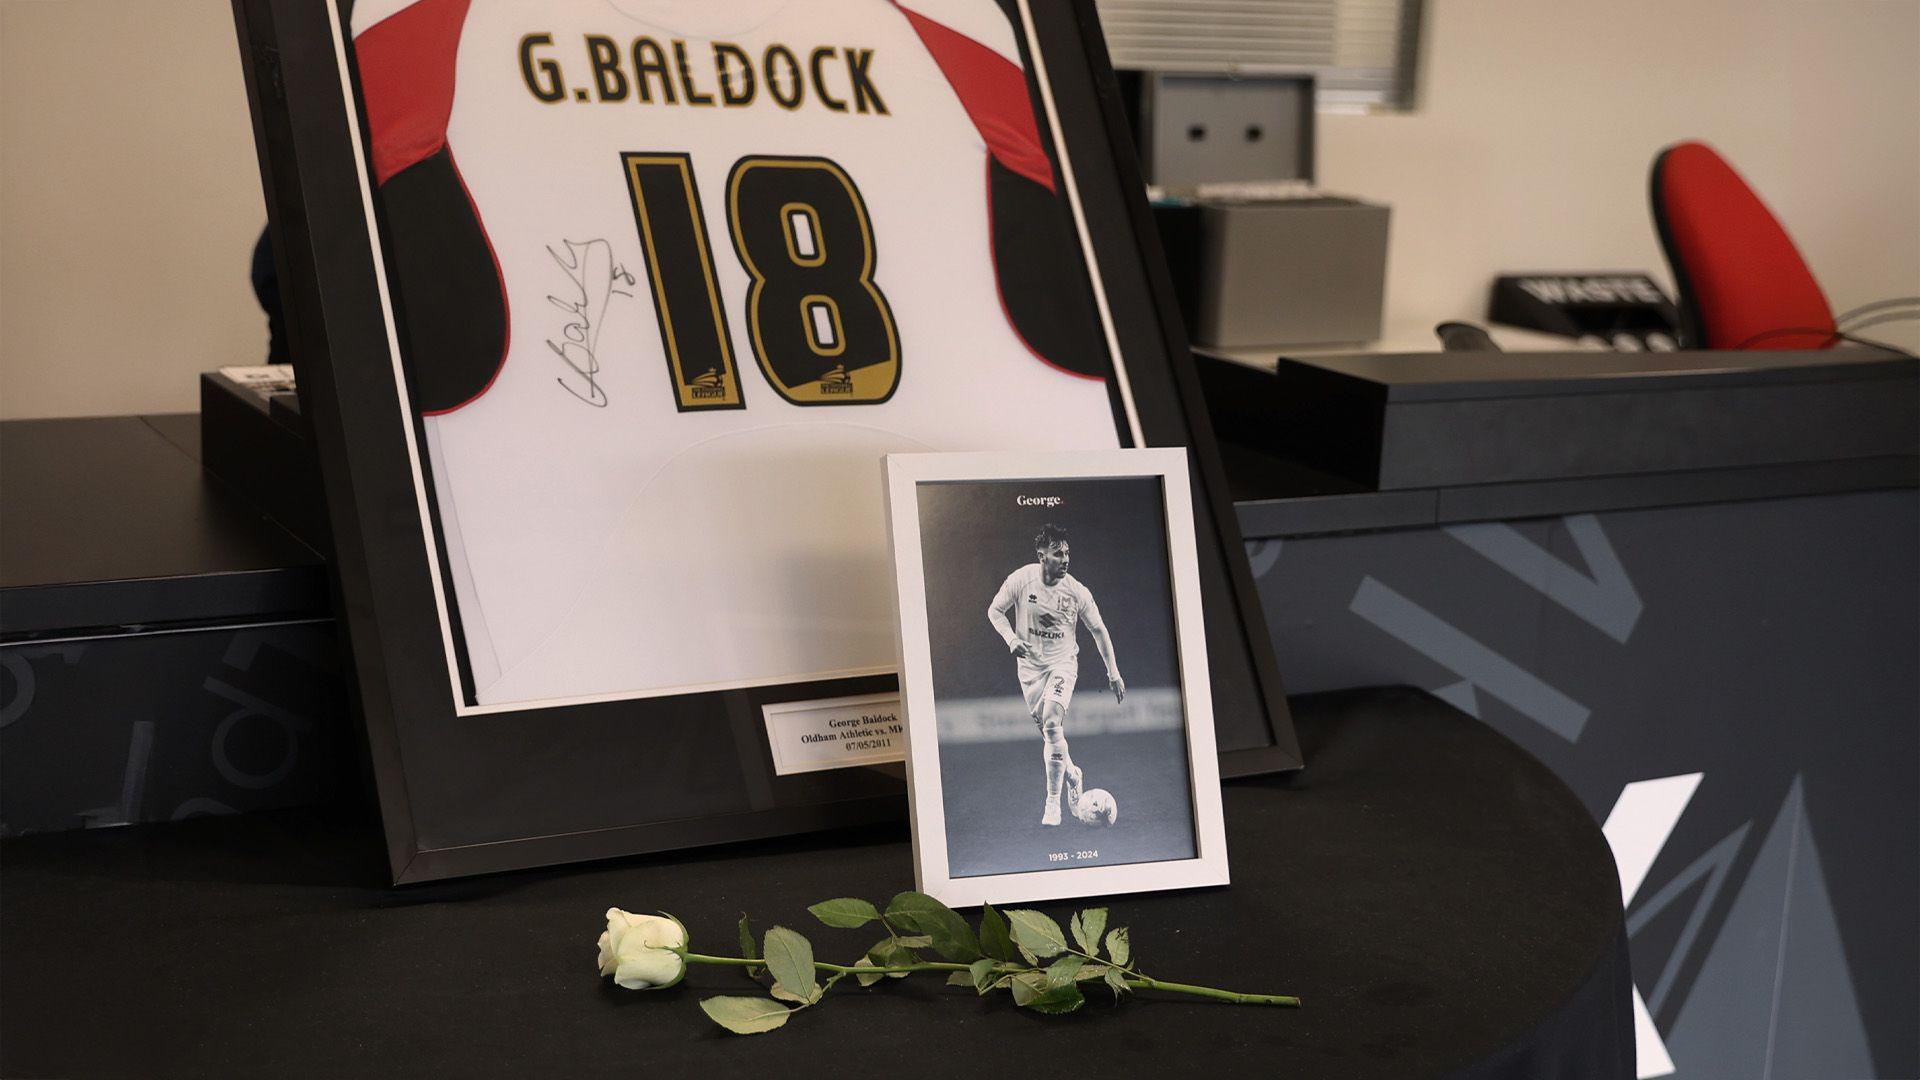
1092, 0, 1424, 111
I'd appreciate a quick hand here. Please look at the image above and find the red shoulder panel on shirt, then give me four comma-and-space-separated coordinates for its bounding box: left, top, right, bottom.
355, 0, 470, 185
891, 3, 1056, 192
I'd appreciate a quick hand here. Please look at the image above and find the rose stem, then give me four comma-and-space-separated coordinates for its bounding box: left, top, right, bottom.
677, 952, 1299, 1005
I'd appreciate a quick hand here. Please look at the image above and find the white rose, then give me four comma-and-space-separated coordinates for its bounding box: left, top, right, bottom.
595, 908, 689, 990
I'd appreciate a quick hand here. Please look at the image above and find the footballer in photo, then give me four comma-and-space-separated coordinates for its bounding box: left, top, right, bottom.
909, 475, 1201, 879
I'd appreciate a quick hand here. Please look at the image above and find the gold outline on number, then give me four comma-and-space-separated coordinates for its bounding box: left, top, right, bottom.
779, 201, 826, 267
622, 152, 742, 409
800, 293, 846, 357
725, 156, 899, 405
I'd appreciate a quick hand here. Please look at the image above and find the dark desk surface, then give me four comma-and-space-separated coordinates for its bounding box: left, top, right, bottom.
1202, 347, 1919, 536
1223, 437, 1920, 539
1255, 347, 1919, 401
0, 416, 326, 636
0, 688, 1631, 1079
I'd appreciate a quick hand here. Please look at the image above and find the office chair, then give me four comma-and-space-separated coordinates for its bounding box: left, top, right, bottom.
1650, 141, 1839, 350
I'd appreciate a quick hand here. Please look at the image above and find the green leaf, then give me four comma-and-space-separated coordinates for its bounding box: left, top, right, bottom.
1017, 942, 1039, 966
1008, 970, 1050, 1006
699, 996, 793, 1035
893, 935, 933, 948
1104, 927, 1131, 968
978, 903, 1019, 962
1104, 968, 1130, 1001
738, 916, 762, 979
1046, 954, 1086, 987
852, 956, 884, 988
1026, 982, 1087, 1015
867, 937, 919, 979
885, 892, 983, 962
807, 897, 881, 929
769, 983, 823, 1005
1074, 963, 1109, 982
1071, 908, 1108, 956
946, 971, 975, 987
762, 926, 819, 1002
1005, 909, 1068, 958
969, 957, 999, 993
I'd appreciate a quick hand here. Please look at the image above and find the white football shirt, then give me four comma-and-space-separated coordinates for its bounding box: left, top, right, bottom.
348, 0, 1128, 706
990, 563, 1104, 668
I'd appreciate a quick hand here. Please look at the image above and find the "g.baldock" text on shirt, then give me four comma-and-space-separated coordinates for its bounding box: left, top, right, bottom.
519, 34, 889, 115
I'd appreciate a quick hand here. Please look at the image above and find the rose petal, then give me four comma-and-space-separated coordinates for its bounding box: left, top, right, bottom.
601, 909, 687, 981
657, 912, 690, 950
632, 915, 684, 950
613, 946, 685, 990
604, 909, 641, 955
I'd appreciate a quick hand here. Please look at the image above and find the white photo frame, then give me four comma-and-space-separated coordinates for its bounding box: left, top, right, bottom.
884, 448, 1229, 907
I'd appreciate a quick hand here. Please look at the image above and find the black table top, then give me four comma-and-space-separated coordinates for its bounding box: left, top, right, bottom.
1195, 347, 1920, 536
0, 688, 1631, 1079
0, 416, 326, 636
1221, 436, 1920, 539
1255, 346, 1918, 402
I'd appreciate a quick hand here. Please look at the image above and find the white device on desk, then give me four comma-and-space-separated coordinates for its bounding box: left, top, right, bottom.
1126, 72, 1390, 349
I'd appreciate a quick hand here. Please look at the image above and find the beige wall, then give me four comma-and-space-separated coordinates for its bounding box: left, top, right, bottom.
2, 0, 267, 421
1319, 0, 1920, 350
2, 0, 1916, 420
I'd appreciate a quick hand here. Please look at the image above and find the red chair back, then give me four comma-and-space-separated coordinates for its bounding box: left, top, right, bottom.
1651, 141, 1836, 349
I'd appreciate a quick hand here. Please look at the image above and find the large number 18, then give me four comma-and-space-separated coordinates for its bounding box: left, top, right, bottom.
621, 152, 900, 410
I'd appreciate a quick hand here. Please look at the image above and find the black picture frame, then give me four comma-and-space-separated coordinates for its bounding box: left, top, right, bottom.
229, 0, 1299, 883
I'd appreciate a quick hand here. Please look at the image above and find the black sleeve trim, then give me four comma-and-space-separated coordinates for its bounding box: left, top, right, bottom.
987, 157, 1109, 379
377, 147, 510, 415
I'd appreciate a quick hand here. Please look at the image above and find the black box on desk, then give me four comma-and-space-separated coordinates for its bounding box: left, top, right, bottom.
200, 367, 328, 553
1198, 348, 1920, 491
0, 417, 344, 836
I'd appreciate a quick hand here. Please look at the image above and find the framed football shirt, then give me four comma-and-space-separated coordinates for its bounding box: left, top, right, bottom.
232, 0, 1298, 881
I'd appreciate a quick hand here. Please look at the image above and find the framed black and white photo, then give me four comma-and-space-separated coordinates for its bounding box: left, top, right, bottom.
231, 0, 1297, 881
885, 449, 1229, 906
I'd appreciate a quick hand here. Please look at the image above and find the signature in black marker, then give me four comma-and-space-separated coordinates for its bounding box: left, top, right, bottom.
546, 239, 635, 407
